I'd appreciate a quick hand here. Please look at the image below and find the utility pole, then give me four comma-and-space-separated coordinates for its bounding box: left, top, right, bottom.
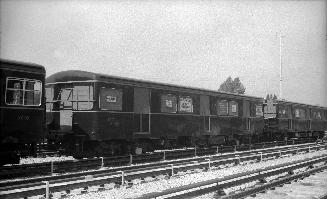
277, 32, 285, 100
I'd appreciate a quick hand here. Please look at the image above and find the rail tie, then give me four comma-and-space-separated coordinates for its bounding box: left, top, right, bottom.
134, 155, 327, 199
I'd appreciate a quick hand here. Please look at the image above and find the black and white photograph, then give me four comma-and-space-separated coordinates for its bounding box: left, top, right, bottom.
0, 0, 327, 198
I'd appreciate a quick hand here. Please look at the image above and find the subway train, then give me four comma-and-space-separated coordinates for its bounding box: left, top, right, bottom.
1, 60, 326, 164
0, 59, 46, 165
45, 70, 327, 156
263, 99, 327, 142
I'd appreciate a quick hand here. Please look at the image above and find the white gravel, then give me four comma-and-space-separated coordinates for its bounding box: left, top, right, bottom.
250, 169, 327, 199
3, 156, 75, 166
65, 149, 327, 199
19, 156, 75, 164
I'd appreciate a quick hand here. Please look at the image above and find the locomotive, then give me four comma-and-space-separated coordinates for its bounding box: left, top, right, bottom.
45, 70, 266, 156
0, 59, 46, 165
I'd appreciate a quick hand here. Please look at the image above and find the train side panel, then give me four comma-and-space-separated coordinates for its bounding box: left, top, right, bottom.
0, 59, 45, 164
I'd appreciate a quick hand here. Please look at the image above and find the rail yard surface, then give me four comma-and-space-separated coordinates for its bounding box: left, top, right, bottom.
2, 142, 325, 199
64, 146, 327, 199
249, 170, 327, 199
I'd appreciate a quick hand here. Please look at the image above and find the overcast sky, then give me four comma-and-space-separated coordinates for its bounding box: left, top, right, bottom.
1, 0, 326, 106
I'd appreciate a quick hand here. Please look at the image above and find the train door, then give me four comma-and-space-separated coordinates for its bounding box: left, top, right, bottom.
59, 87, 73, 132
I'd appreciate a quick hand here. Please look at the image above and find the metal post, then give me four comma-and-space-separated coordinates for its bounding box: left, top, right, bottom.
207, 159, 211, 171
170, 164, 174, 176
149, 112, 151, 133
216, 146, 219, 154
279, 150, 282, 158
121, 171, 124, 185
308, 146, 311, 153
235, 155, 240, 165
194, 147, 197, 157
259, 152, 263, 162
129, 154, 133, 165
163, 151, 166, 161
51, 161, 54, 175
101, 157, 104, 168
44, 181, 49, 199
140, 113, 143, 132
279, 32, 283, 100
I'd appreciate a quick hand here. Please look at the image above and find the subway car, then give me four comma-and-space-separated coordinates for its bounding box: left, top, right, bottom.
0, 59, 46, 165
263, 99, 327, 141
45, 70, 264, 156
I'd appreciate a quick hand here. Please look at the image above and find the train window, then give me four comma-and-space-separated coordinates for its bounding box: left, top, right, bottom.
178, 96, 193, 113
161, 94, 177, 113
25, 81, 42, 105
228, 101, 238, 116
299, 109, 306, 119
255, 104, 263, 117
278, 105, 288, 118
46, 87, 53, 111
5, 77, 42, 106
312, 110, 322, 120
99, 88, 122, 111
249, 102, 255, 117
294, 108, 306, 119
72, 85, 94, 110
217, 100, 228, 115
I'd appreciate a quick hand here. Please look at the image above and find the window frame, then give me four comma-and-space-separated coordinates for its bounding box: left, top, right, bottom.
217, 99, 229, 115
5, 77, 42, 107
160, 93, 178, 113
45, 86, 54, 111
72, 85, 94, 110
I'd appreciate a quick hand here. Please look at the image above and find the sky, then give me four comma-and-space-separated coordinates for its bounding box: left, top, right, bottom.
1, 0, 326, 106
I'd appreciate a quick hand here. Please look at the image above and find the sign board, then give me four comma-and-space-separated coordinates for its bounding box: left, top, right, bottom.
217, 100, 228, 115
263, 99, 276, 118
231, 104, 237, 113
179, 96, 193, 113
100, 88, 122, 111
161, 94, 177, 113
228, 101, 238, 116
255, 105, 263, 116
106, 95, 117, 103
165, 99, 173, 108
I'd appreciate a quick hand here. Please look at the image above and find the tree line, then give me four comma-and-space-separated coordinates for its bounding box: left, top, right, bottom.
218, 76, 277, 100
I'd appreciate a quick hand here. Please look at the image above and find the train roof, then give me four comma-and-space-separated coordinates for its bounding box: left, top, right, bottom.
277, 100, 327, 111
0, 59, 45, 74
46, 70, 263, 102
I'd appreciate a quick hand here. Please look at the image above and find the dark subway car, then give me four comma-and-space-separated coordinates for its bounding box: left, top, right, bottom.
0, 59, 46, 165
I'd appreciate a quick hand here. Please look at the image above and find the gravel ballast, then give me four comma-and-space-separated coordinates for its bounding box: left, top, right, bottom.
65, 149, 327, 199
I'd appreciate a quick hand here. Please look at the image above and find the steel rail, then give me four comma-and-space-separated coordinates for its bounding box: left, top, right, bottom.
221, 164, 327, 199
135, 155, 327, 199
0, 142, 322, 188
0, 141, 319, 179
0, 144, 325, 199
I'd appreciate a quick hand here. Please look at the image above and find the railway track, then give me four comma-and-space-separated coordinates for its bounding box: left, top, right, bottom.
0, 143, 326, 199
137, 154, 327, 199
0, 140, 317, 179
